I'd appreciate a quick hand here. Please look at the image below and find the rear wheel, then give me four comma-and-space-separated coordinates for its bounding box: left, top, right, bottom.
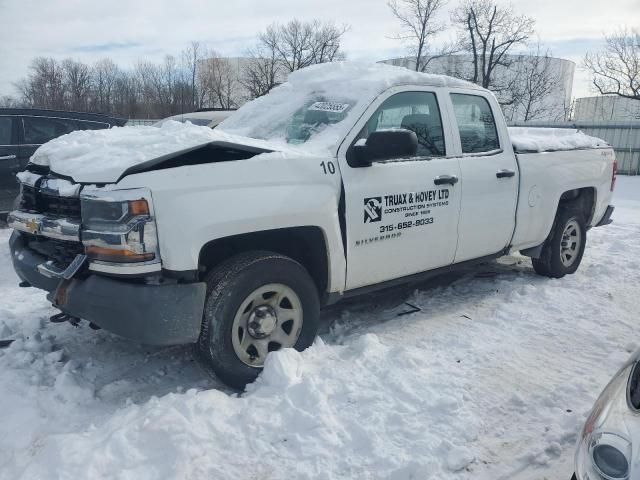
195, 251, 320, 389
532, 208, 587, 278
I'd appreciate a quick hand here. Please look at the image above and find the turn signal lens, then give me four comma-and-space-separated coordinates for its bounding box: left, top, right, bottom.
128, 199, 150, 216
85, 246, 155, 263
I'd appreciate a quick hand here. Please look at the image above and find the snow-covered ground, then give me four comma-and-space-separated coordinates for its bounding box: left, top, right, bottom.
0, 177, 638, 480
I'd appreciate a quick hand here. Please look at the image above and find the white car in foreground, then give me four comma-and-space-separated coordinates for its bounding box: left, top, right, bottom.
573, 349, 640, 480
7, 62, 617, 388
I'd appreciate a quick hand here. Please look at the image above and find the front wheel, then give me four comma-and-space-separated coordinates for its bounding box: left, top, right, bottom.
195, 251, 320, 389
532, 208, 587, 278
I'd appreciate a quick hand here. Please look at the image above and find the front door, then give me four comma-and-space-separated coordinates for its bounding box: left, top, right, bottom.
339, 89, 462, 290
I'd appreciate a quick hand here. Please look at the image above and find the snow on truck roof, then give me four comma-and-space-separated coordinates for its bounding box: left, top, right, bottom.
286, 61, 479, 90
31, 62, 482, 182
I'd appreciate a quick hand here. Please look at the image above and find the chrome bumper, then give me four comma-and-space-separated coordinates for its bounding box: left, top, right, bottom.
7, 210, 81, 242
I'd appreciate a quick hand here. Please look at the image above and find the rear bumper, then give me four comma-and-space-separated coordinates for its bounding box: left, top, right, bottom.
595, 205, 614, 227
9, 231, 206, 345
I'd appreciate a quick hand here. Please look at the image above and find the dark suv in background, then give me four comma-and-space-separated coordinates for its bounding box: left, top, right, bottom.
0, 108, 126, 213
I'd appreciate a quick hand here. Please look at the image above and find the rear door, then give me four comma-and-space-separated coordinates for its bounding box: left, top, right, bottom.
0, 116, 20, 212
338, 87, 462, 290
447, 91, 519, 263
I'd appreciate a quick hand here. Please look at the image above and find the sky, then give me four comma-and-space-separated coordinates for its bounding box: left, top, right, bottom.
1, 0, 639, 103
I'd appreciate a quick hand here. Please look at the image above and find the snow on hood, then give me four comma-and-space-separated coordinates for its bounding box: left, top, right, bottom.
29, 121, 284, 183
508, 127, 609, 153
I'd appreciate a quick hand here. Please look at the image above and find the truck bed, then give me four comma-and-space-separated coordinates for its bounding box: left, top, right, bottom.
510, 146, 616, 251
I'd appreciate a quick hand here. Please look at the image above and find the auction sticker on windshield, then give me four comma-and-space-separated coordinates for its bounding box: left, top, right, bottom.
308, 102, 351, 113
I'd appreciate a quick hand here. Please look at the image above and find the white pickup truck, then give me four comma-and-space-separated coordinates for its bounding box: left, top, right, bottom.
7, 63, 616, 388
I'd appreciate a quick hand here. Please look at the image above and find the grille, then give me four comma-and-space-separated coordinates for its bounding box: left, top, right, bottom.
19, 179, 81, 219
18, 174, 84, 269
27, 236, 85, 269
40, 194, 81, 218
19, 185, 38, 212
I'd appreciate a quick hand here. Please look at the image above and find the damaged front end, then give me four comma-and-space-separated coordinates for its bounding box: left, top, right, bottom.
7, 163, 208, 345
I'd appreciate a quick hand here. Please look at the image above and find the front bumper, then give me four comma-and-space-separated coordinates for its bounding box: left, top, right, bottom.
10, 231, 206, 345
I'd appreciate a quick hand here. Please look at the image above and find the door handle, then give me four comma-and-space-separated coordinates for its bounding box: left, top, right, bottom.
0, 155, 17, 161
496, 169, 515, 178
434, 175, 459, 186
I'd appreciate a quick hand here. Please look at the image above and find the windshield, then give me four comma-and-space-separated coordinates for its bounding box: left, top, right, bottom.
285, 100, 351, 144
218, 88, 359, 154
216, 64, 403, 154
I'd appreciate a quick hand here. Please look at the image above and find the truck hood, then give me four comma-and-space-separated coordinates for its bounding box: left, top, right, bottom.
29, 121, 289, 184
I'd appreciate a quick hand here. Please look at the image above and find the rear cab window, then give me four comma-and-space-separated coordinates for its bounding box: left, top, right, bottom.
450, 94, 500, 154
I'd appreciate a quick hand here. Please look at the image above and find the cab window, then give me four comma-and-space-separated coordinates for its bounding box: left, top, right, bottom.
357, 91, 446, 158
0, 117, 12, 145
450, 94, 500, 154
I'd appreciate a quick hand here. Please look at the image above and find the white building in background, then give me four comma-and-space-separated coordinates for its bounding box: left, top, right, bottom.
379, 55, 576, 122
574, 96, 640, 121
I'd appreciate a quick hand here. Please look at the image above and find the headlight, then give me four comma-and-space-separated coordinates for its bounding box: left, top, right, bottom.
575, 350, 640, 480
80, 187, 161, 271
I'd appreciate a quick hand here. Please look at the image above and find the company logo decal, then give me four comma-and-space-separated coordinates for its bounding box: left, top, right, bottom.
364, 197, 382, 223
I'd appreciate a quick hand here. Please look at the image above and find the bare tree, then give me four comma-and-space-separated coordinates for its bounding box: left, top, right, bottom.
584, 27, 640, 100
260, 19, 349, 73
388, 0, 456, 72
182, 41, 202, 109
452, 0, 535, 93
16, 57, 66, 109
241, 45, 282, 99
501, 45, 565, 122
199, 51, 239, 109
93, 59, 119, 113
111, 71, 140, 118
62, 59, 92, 111
238, 19, 348, 100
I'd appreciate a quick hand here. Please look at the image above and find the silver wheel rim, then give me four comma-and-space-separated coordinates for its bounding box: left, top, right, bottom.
230, 283, 303, 367
560, 219, 581, 267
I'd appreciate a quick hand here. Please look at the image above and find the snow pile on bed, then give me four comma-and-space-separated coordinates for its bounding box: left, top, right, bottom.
30, 121, 281, 183
509, 127, 608, 153
218, 61, 477, 154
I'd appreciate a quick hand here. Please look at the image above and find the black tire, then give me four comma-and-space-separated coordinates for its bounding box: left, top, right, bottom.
195, 251, 320, 389
532, 207, 587, 278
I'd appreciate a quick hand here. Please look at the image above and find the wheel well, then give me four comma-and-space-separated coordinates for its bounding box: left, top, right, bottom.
559, 187, 596, 225
198, 227, 329, 296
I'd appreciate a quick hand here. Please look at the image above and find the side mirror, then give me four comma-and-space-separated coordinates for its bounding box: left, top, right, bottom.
350, 129, 418, 167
